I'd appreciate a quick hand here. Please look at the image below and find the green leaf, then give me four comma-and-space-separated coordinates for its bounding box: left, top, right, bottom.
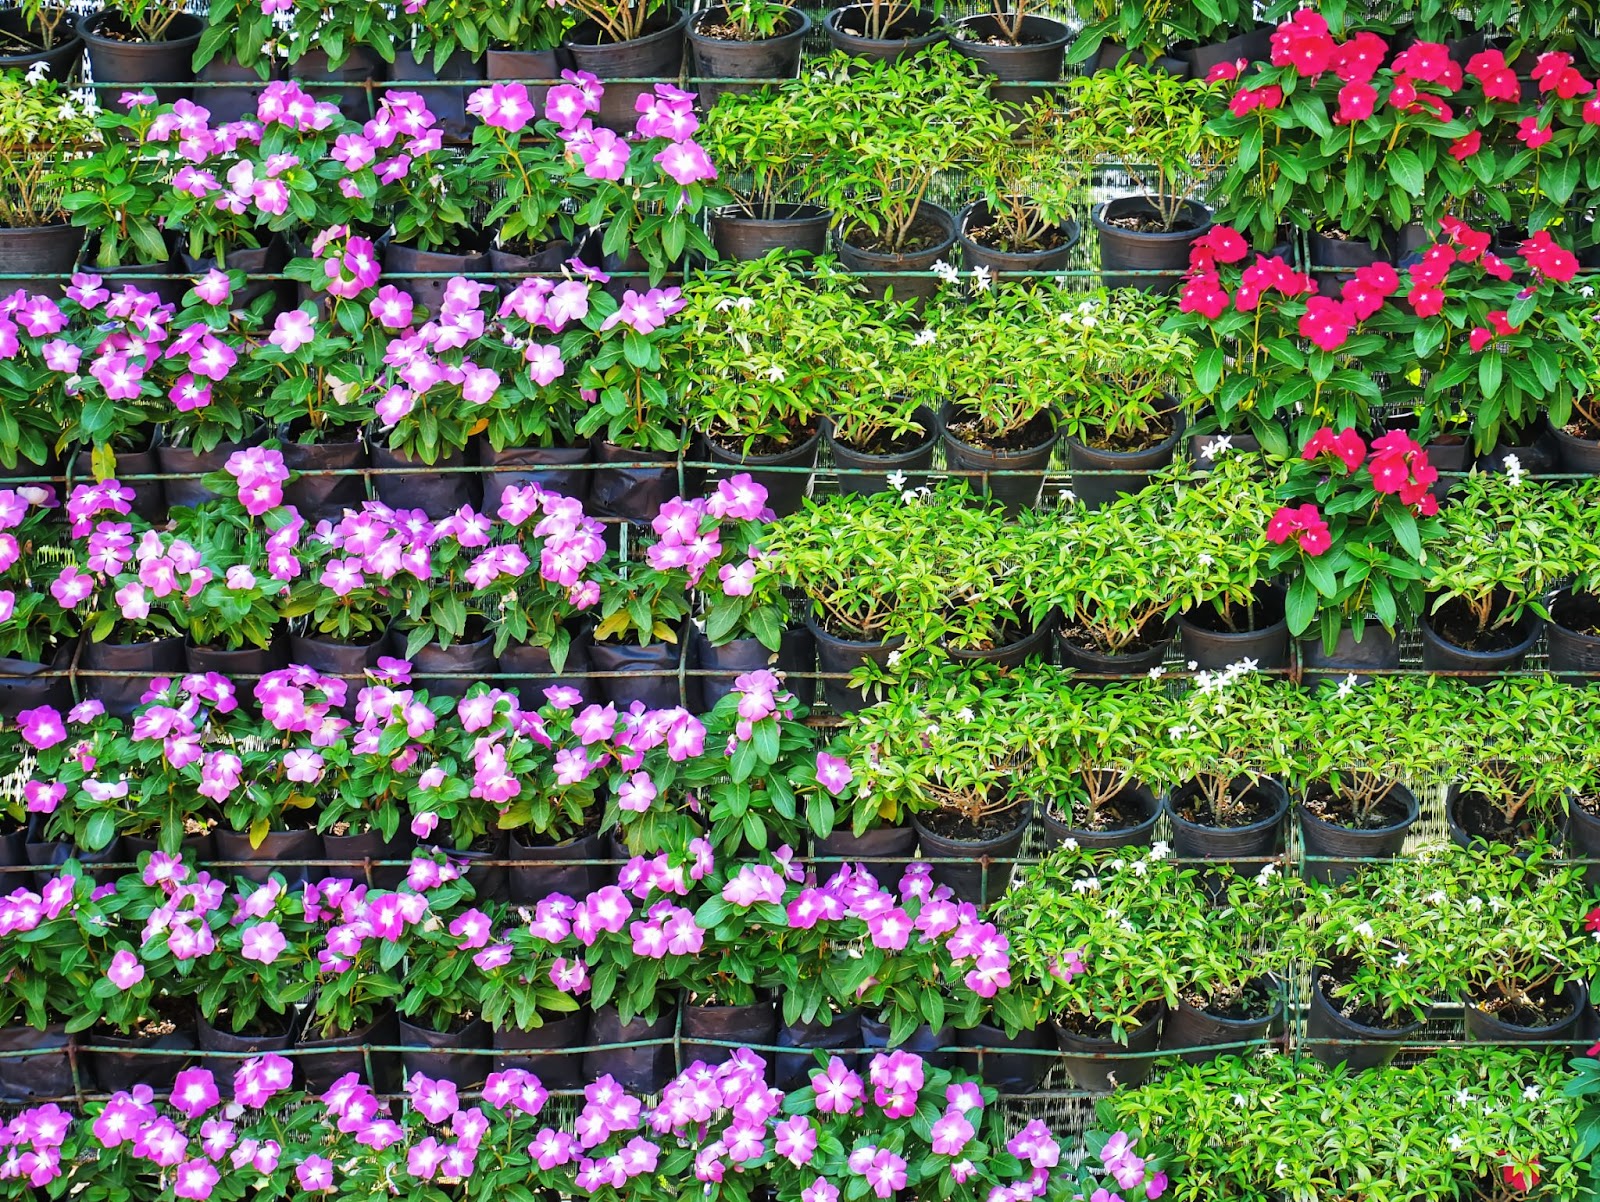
1386, 148, 1425, 196
1286, 573, 1318, 636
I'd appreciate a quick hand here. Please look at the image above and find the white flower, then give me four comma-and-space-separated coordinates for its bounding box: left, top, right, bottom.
886, 651, 902, 668
1454, 1089, 1473, 1106
1072, 877, 1101, 893
1060, 837, 1078, 851
1354, 921, 1376, 940
764, 364, 786, 382
970, 265, 992, 293
1503, 453, 1525, 486
1335, 672, 1358, 699
886, 470, 907, 490
1197, 553, 1213, 566
1466, 895, 1484, 911
954, 707, 975, 723
1186, 660, 1198, 671
900, 489, 920, 505
1583, 285, 1595, 299
1524, 1085, 1540, 1102
1274, 1161, 1288, 1180
1256, 862, 1279, 885
1148, 665, 1165, 679
1201, 435, 1232, 460
1150, 841, 1171, 861
24, 61, 48, 84
1393, 951, 1408, 967
932, 259, 961, 285
1425, 890, 1448, 906
912, 328, 936, 346
1447, 1135, 1465, 1152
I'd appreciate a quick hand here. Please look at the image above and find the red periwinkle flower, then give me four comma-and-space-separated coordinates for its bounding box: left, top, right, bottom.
1266, 504, 1331, 555
1467, 49, 1520, 101
1299, 295, 1353, 351
1179, 272, 1229, 319
1586, 906, 1600, 933
1487, 310, 1520, 336
1409, 243, 1457, 287
1387, 78, 1417, 109
1334, 81, 1376, 124
1519, 230, 1579, 283
1270, 10, 1337, 77
1586, 95, 1600, 124
1482, 253, 1514, 280
1468, 326, 1494, 352
1517, 117, 1553, 148
1449, 131, 1482, 160
1392, 42, 1461, 89
1501, 1159, 1539, 1192
1333, 32, 1387, 83
1439, 217, 1490, 262
1302, 427, 1367, 473
1532, 52, 1592, 98
1204, 57, 1247, 82
1197, 225, 1250, 264
1230, 85, 1284, 115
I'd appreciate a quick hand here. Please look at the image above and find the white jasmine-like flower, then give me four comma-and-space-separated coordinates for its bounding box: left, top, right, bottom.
1454, 1089, 1473, 1106
970, 265, 992, 293
912, 328, 936, 346
1447, 1135, 1465, 1152
1503, 453, 1525, 486
764, 364, 786, 382
1524, 1085, 1540, 1101
886, 471, 907, 490
1060, 837, 1078, 851
1202, 435, 1232, 460
931, 260, 960, 285
1197, 552, 1214, 566
1393, 951, 1408, 967
1150, 841, 1171, 861
1071, 877, 1101, 893
1354, 921, 1376, 940
1335, 672, 1358, 699
954, 707, 975, 723
1148, 665, 1165, 679
886, 651, 902, 667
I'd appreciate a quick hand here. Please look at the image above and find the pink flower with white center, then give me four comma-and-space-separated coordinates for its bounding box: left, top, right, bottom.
409, 1074, 459, 1124
23, 781, 65, 813
241, 921, 287, 963
571, 702, 616, 744
17, 707, 66, 750
41, 339, 79, 373
105, 949, 144, 988
283, 748, 324, 783
171, 1068, 221, 1118
193, 269, 231, 305
815, 751, 854, 795
449, 908, 492, 949
370, 284, 414, 329
616, 771, 657, 813
1007, 1120, 1059, 1170
856, 1149, 907, 1199
550, 956, 590, 994
804, 1180, 840, 1202
530, 1128, 577, 1170
774, 1116, 818, 1166
321, 557, 365, 596
931, 1110, 974, 1156
723, 864, 785, 907
49, 566, 93, 609
545, 280, 591, 329
946, 1083, 985, 1116
296, 1156, 335, 1191
524, 342, 565, 386
811, 1057, 863, 1114
653, 141, 716, 185
173, 1159, 219, 1200
269, 308, 316, 353
718, 559, 756, 597
573, 127, 628, 180
461, 365, 499, 404
867, 907, 912, 950
468, 82, 537, 131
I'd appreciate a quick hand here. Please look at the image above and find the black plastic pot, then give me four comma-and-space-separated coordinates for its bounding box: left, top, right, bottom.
180, 238, 291, 317
1479, 420, 1559, 477
91, 1018, 197, 1094
1167, 777, 1289, 863
691, 626, 815, 712
286, 45, 388, 122
213, 827, 324, 889
826, 406, 939, 497
74, 441, 165, 523
1180, 27, 1271, 77
1055, 625, 1172, 681
24, 811, 122, 887
186, 638, 287, 691
835, 201, 958, 306
950, 14, 1068, 105
0, 1023, 76, 1100
1159, 988, 1283, 1064
912, 801, 1031, 906
197, 1012, 299, 1092
478, 440, 593, 511
1570, 799, 1600, 888
295, 1007, 401, 1093
452, 832, 510, 902
82, 634, 186, 718
0, 8, 82, 82
774, 1010, 861, 1090
384, 240, 490, 317
97, 255, 189, 308
712, 204, 832, 263
0, 223, 86, 298
158, 428, 265, 510
408, 628, 498, 701
1093, 196, 1211, 294
370, 443, 479, 518
858, 1014, 954, 1069
941, 404, 1058, 515
0, 639, 74, 718
509, 827, 606, 903
1298, 783, 1418, 886
125, 830, 216, 863
1446, 785, 1565, 853
500, 628, 597, 708
1420, 610, 1541, 677
590, 441, 682, 525
1065, 415, 1183, 509
947, 611, 1058, 669
288, 631, 387, 709
1040, 779, 1160, 851
956, 199, 1079, 277
823, 4, 944, 62
1464, 980, 1585, 1045
1308, 229, 1393, 296
322, 828, 416, 890
1090, 41, 1186, 75
583, 1004, 676, 1093
813, 822, 917, 883
81, 9, 203, 98
398, 1015, 491, 1087
0, 826, 25, 875
956, 1020, 1053, 1093
704, 426, 820, 519
1299, 624, 1401, 688
590, 635, 684, 710
391, 46, 479, 141
805, 615, 904, 714
195, 54, 264, 124
1553, 424, 1600, 475
494, 1009, 589, 1087
682, 997, 778, 1067
564, 8, 688, 131
1054, 1005, 1163, 1091
486, 47, 566, 116
1175, 586, 1290, 671
688, 7, 810, 105
488, 238, 576, 292
281, 434, 368, 522
1304, 977, 1418, 1071
1549, 589, 1600, 682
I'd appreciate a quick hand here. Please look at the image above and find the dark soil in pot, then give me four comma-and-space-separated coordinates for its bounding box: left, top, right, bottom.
0, 638, 74, 718
564, 7, 688, 130
584, 1003, 677, 1093
213, 826, 324, 888
1065, 409, 1183, 508
479, 440, 592, 511
712, 203, 832, 262
1299, 781, 1418, 885
281, 431, 368, 521
1093, 196, 1211, 294
956, 1019, 1053, 1093
704, 423, 820, 518
951, 14, 1069, 104
689, 6, 810, 105
1055, 616, 1173, 681
1054, 1003, 1163, 1091
500, 626, 597, 709
489, 235, 577, 286
813, 822, 917, 884
407, 619, 498, 701
81, 10, 204, 99
912, 800, 1032, 906
1176, 584, 1289, 670
691, 626, 815, 712
590, 632, 684, 710
89, 999, 197, 1093
0, 7, 83, 82
774, 1009, 861, 1090
398, 1014, 491, 1087
1554, 418, 1600, 474
81, 632, 186, 718
1040, 778, 1160, 851
1167, 776, 1289, 865
321, 825, 416, 890
1299, 624, 1401, 689
1464, 979, 1585, 1044
682, 996, 778, 1067
957, 198, 1079, 276
1305, 969, 1423, 1071
826, 406, 939, 497
1158, 981, 1283, 1064
835, 201, 958, 306
509, 821, 606, 903
296, 1007, 402, 1093
1421, 593, 1541, 676
946, 611, 1057, 669
858, 1014, 955, 1070
805, 614, 904, 714
1447, 786, 1565, 851
589, 441, 683, 525
0, 1022, 75, 1100
494, 1009, 589, 1087
940, 404, 1058, 515
370, 442, 479, 519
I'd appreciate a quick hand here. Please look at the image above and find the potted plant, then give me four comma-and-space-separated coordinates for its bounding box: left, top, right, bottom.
484, 0, 570, 88
0, 870, 98, 1098
824, 325, 938, 497
0, 482, 78, 716
687, 0, 810, 106
949, 0, 1071, 99
76, 0, 205, 90
1065, 65, 1230, 292
294, 883, 406, 1092
558, 0, 688, 131
463, 88, 581, 285
588, 498, 697, 710
1067, 0, 1265, 75
207, 706, 330, 888
0, 1, 81, 79
394, 0, 490, 142
958, 102, 1083, 275
394, 886, 495, 1086
700, 85, 834, 260
1420, 469, 1576, 675
473, 910, 588, 1086
815, 49, 1000, 304
1028, 677, 1164, 848
281, 504, 404, 686
0, 73, 91, 291
196, 0, 401, 112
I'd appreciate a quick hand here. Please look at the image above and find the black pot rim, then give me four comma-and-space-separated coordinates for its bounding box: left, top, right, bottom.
1042, 781, 1161, 838
1174, 987, 1286, 1029
1063, 411, 1185, 462
1551, 422, 1600, 452
1166, 777, 1290, 835
713, 201, 831, 226
1091, 196, 1212, 243
1463, 979, 1586, 1035
1550, 587, 1600, 645
835, 200, 957, 262
824, 405, 940, 460
802, 612, 904, 652
81, 8, 204, 45
689, 5, 810, 43
1053, 1001, 1165, 1050
956, 199, 1081, 260
565, 6, 688, 48
823, 3, 944, 43
940, 401, 1059, 459
1311, 974, 1427, 1036
1175, 584, 1288, 638
1420, 610, 1542, 661
1297, 783, 1420, 839
912, 799, 1033, 847
702, 423, 823, 466
951, 12, 1070, 49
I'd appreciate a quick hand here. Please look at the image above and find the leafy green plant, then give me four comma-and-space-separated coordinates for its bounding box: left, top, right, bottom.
0, 72, 96, 230
963, 100, 1085, 253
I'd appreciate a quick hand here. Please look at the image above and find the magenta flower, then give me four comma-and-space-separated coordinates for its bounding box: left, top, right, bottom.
106, 949, 144, 989
653, 141, 716, 185
171, 1068, 221, 1119
296, 1155, 335, 1191
803, 1180, 840, 1202
268, 308, 316, 353
1007, 1120, 1060, 1170
172, 1159, 219, 1200
773, 1116, 818, 1166
17, 706, 67, 750
469, 82, 536, 131
816, 752, 853, 795
573, 127, 628, 180
617, 771, 657, 813
48, 567, 94, 609
931, 1111, 974, 1156
240, 921, 287, 964
722, 864, 785, 908
860, 1149, 908, 1199
811, 1057, 863, 1114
